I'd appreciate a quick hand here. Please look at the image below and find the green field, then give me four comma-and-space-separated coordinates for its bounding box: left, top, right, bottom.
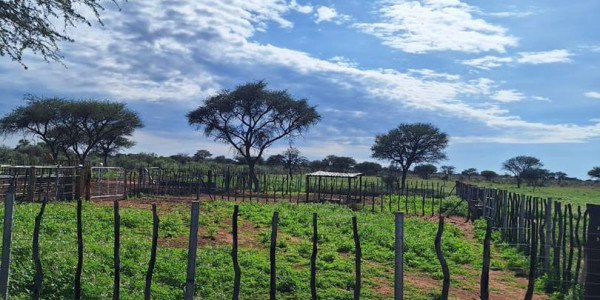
0, 198, 548, 299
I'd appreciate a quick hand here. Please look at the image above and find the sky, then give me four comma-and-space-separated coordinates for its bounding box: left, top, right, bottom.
0, 0, 599, 179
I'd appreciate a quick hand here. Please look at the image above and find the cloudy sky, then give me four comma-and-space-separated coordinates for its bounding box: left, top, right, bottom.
1, 0, 599, 178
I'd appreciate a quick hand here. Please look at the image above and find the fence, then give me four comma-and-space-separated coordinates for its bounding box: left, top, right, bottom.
0, 165, 80, 201
455, 181, 599, 299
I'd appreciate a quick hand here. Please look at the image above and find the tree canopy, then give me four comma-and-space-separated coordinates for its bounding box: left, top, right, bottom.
502, 155, 543, 188
354, 161, 383, 176
589, 167, 600, 180
371, 123, 448, 188
0, 0, 121, 68
187, 81, 320, 190
414, 164, 437, 179
461, 168, 478, 180
480, 170, 498, 181
0, 96, 142, 164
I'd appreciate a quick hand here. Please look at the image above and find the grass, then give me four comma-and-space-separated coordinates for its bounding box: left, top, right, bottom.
0, 199, 545, 299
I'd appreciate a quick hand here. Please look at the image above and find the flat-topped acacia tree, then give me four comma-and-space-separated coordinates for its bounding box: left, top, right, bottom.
187, 81, 320, 191
371, 123, 448, 189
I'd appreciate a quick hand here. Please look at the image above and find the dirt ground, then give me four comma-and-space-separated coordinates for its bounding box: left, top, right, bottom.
91, 197, 549, 300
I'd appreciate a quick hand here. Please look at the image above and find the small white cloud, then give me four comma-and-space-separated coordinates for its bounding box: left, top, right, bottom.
584, 91, 600, 99
517, 49, 572, 64
315, 6, 350, 24
461, 55, 512, 69
290, 0, 313, 14
490, 89, 524, 102
532, 96, 551, 102
484, 11, 535, 18
329, 56, 358, 68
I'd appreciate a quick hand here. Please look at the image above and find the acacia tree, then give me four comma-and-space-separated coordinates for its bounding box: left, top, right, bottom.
187, 81, 320, 190
589, 167, 600, 180
1, 0, 122, 68
281, 147, 307, 176
440, 165, 455, 180
502, 155, 543, 188
94, 136, 135, 166
322, 155, 356, 172
0, 96, 143, 164
414, 164, 437, 179
480, 170, 498, 181
0, 96, 67, 162
371, 123, 448, 188
461, 168, 478, 180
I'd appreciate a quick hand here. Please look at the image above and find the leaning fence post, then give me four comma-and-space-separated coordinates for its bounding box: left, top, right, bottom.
394, 212, 404, 300
145, 204, 159, 300
525, 221, 537, 300
185, 202, 200, 300
32, 196, 47, 300
232, 205, 241, 300
270, 211, 279, 300
0, 184, 15, 299
352, 216, 361, 300
435, 216, 450, 300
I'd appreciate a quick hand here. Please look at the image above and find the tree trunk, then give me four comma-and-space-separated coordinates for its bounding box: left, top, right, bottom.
400, 168, 408, 190
248, 162, 260, 192
516, 176, 522, 188
103, 153, 109, 166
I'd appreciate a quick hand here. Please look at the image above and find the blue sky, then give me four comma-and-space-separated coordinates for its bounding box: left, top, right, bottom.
0, 0, 599, 178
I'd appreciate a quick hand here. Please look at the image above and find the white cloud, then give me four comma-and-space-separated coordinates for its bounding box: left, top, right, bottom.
517, 49, 572, 64
532, 96, 551, 102
461, 55, 512, 69
290, 0, 313, 14
2, 0, 600, 147
490, 90, 524, 102
584, 92, 600, 99
354, 0, 518, 53
314, 6, 350, 24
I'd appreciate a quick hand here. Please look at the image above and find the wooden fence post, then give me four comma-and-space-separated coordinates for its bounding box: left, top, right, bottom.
270, 211, 279, 300
584, 204, 600, 298
545, 198, 552, 274
27, 166, 36, 202
0, 187, 15, 299
435, 216, 450, 300
352, 216, 361, 300
113, 200, 120, 300
74, 197, 83, 300
480, 219, 491, 300
232, 205, 241, 300
310, 213, 318, 300
145, 204, 159, 300
394, 212, 404, 300
525, 221, 537, 300
185, 202, 200, 300
32, 196, 47, 300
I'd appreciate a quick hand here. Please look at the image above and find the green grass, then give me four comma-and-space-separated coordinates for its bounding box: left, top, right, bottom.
0, 199, 539, 299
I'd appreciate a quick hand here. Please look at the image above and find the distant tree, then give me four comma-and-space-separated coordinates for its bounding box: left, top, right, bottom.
322, 155, 356, 172
589, 167, 600, 180
94, 136, 135, 166
522, 168, 552, 190
1, 0, 122, 68
281, 147, 308, 176
266, 154, 285, 166
187, 81, 320, 191
440, 165, 455, 180
502, 156, 543, 188
193, 150, 212, 161
213, 155, 236, 165
461, 168, 478, 180
414, 164, 437, 179
371, 123, 448, 188
308, 159, 327, 171
553, 171, 568, 185
169, 153, 192, 165
0, 96, 68, 162
480, 170, 498, 181
354, 161, 383, 176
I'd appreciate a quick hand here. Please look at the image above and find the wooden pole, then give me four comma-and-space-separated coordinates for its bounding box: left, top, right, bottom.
232, 205, 241, 300
74, 197, 83, 300
145, 204, 159, 300
32, 196, 47, 300
185, 202, 200, 300
525, 221, 537, 300
0, 186, 15, 299
310, 213, 318, 300
270, 212, 279, 300
352, 216, 361, 300
394, 212, 404, 300
435, 216, 450, 300
113, 200, 120, 300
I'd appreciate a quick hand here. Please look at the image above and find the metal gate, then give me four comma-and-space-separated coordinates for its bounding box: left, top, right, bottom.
90, 167, 125, 199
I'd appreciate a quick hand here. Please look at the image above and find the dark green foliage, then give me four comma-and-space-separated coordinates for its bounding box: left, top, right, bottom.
0, 0, 121, 68
588, 167, 600, 180
372, 123, 448, 188
502, 156, 543, 188
480, 170, 497, 181
414, 164, 437, 179
354, 161, 382, 176
187, 81, 320, 190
